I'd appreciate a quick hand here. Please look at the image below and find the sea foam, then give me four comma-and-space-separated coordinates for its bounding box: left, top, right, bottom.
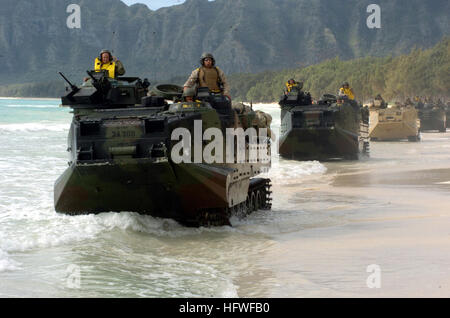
0, 123, 69, 132
0, 248, 20, 272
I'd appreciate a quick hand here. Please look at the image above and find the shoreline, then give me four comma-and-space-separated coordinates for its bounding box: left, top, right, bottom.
0, 96, 60, 101
0, 97, 280, 104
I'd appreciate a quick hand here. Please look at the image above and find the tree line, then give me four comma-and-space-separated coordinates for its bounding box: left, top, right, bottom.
0, 38, 448, 102
229, 37, 449, 103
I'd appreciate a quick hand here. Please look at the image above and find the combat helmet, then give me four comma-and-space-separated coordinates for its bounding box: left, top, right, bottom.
182, 86, 196, 98
200, 52, 215, 66
99, 49, 113, 61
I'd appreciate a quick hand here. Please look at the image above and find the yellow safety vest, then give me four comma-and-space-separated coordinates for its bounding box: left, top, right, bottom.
94, 58, 116, 78
285, 82, 298, 93
339, 87, 355, 100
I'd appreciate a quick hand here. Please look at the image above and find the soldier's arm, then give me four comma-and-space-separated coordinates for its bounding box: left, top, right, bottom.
183, 69, 199, 89
217, 67, 230, 98
115, 60, 126, 76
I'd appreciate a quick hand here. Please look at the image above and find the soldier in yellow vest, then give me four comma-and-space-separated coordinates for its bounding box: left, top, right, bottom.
182, 86, 196, 102
338, 81, 355, 100
183, 53, 231, 100
93, 49, 126, 79
284, 79, 303, 95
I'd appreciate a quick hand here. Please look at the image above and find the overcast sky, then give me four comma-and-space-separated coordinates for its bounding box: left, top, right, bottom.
121, 0, 186, 10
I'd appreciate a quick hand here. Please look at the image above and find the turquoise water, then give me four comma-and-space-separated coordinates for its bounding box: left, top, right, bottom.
0, 98, 69, 124
1, 98, 449, 297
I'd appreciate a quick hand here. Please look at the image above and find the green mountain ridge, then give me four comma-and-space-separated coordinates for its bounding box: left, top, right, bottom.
1, 38, 448, 102
228, 38, 450, 103
0, 0, 448, 86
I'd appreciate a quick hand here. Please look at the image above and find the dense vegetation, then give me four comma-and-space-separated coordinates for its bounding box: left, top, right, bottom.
0, 0, 448, 85
229, 38, 450, 103
1, 38, 448, 102
0, 81, 66, 98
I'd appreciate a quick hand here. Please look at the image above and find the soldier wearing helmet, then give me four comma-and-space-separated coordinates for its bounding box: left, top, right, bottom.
373, 94, 387, 109
94, 49, 126, 79
182, 86, 196, 102
183, 53, 231, 100
284, 79, 303, 95
338, 81, 355, 100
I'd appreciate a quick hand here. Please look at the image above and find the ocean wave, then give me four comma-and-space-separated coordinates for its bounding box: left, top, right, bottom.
2, 104, 60, 108
0, 247, 20, 272
0, 212, 237, 254
0, 123, 69, 132
0, 97, 59, 101
264, 159, 327, 184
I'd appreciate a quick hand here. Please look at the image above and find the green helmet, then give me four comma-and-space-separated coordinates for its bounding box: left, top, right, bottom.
200, 53, 215, 66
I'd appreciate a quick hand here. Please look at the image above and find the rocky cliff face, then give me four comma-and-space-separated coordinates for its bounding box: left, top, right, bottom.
0, 0, 448, 85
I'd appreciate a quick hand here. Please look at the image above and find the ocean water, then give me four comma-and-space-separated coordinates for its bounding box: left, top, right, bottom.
1, 98, 449, 297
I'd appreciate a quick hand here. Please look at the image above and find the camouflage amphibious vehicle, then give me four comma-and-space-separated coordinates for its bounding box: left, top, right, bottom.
278, 88, 369, 160
369, 102, 421, 142
416, 101, 446, 133
54, 70, 272, 226
444, 102, 450, 128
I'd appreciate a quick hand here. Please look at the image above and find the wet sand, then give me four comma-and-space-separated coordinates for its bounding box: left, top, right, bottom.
250, 131, 450, 297
1, 101, 449, 298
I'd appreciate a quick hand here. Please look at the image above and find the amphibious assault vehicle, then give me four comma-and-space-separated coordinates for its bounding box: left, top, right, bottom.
54, 70, 272, 226
278, 88, 369, 160
369, 103, 421, 142
444, 103, 450, 128
416, 102, 446, 132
